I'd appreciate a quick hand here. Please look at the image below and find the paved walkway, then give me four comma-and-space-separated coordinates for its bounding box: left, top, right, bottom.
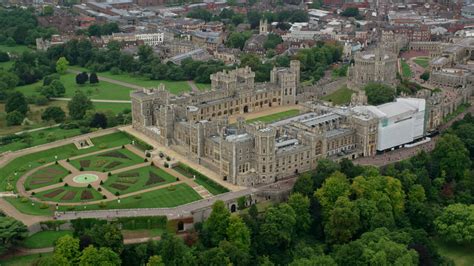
14, 124, 61, 136
51, 97, 132, 103
187, 80, 199, 92
0, 198, 50, 227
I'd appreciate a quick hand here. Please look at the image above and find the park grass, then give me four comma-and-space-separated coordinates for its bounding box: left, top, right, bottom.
58, 183, 202, 211
69, 147, 144, 172
321, 86, 354, 105
0, 101, 69, 136
414, 57, 430, 68
24, 164, 69, 190
103, 165, 178, 195
401, 60, 412, 78
434, 239, 474, 266
78, 69, 192, 95
0, 44, 33, 54
0, 127, 82, 154
22, 230, 72, 249
122, 228, 164, 239
94, 102, 131, 114
15, 73, 133, 100
174, 163, 229, 195
34, 186, 103, 203
246, 109, 300, 124
4, 197, 53, 216
0, 252, 53, 266
0, 131, 133, 192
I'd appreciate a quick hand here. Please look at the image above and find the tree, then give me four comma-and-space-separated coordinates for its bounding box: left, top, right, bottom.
314, 171, 351, 218
138, 45, 154, 64
324, 196, 360, 244
341, 7, 360, 17
54, 235, 80, 262
43, 73, 60, 86
226, 216, 251, 253
0, 51, 9, 62
204, 200, 231, 246
292, 174, 314, 198
79, 246, 121, 266
43, 5, 54, 16
226, 32, 251, 50
263, 34, 283, 50
288, 193, 311, 235
290, 255, 337, 266
420, 72, 430, 81
6, 91, 28, 115
6, 111, 25, 126
88, 223, 124, 254
89, 72, 99, 84
0, 217, 28, 254
434, 203, 474, 244
89, 112, 108, 128
50, 80, 65, 96
187, 8, 213, 22
75, 72, 88, 85
159, 232, 195, 265
260, 203, 296, 250
56, 57, 69, 75
431, 134, 471, 181
42, 106, 66, 123
198, 247, 231, 266
147, 255, 165, 266
364, 83, 396, 105
68, 91, 93, 120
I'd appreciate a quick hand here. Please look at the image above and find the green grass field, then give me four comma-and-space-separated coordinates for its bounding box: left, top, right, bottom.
0, 127, 82, 154
25, 164, 69, 190
34, 186, 103, 203
94, 102, 131, 114
321, 86, 354, 105
246, 109, 300, 124
414, 57, 430, 68
4, 197, 53, 216
58, 183, 201, 211
22, 230, 72, 249
401, 60, 412, 78
0, 252, 53, 266
70, 68, 192, 95
0, 60, 14, 70
16, 73, 133, 100
69, 148, 144, 172
435, 239, 474, 266
0, 44, 33, 54
103, 165, 178, 195
174, 163, 229, 195
0, 132, 133, 192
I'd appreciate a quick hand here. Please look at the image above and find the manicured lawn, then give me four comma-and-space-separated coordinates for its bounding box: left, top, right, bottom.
0, 44, 33, 54
15, 73, 133, 100
246, 109, 300, 124
0, 252, 53, 266
24, 164, 69, 190
0, 131, 133, 191
104, 165, 178, 195
79, 69, 192, 95
174, 163, 229, 195
122, 228, 164, 239
94, 102, 131, 114
321, 86, 354, 105
414, 57, 430, 68
34, 186, 103, 203
401, 60, 412, 78
69, 148, 144, 172
435, 239, 474, 266
4, 197, 53, 216
22, 230, 72, 249
58, 183, 202, 211
0, 127, 82, 154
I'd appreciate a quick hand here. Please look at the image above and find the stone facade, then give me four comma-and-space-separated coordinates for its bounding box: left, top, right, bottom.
131, 61, 381, 187
347, 47, 398, 89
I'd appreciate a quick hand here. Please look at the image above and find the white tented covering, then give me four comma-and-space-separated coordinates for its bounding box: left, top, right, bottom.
355, 98, 426, 151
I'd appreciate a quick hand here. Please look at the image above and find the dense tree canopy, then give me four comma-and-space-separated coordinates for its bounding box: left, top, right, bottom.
364, 83, 396, 105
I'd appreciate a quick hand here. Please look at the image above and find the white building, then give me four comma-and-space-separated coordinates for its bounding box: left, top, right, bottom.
355, 98, 426, 151
135, 33, 165, 46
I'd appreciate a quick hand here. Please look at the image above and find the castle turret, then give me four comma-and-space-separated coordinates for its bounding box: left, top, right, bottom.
254, 126, 276, 184
259, 19, 268, 35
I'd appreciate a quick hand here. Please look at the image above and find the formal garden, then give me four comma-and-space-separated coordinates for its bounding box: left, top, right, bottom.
0, 131, 226, 216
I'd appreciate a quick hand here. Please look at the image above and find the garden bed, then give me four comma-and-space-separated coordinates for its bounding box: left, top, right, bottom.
43, 189, 65, 198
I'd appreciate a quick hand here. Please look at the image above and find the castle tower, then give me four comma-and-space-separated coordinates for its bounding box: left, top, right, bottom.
254, 126, 276, 185
290, 60, 300, 85
259, 19, 268, 35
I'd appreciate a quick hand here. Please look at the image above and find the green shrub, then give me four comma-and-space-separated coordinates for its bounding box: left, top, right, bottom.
115, 191, 120, 196
20, 197, 28, 203
39, 203, 49, 209
98, 201, 107, 208
64, 183, 69, 187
